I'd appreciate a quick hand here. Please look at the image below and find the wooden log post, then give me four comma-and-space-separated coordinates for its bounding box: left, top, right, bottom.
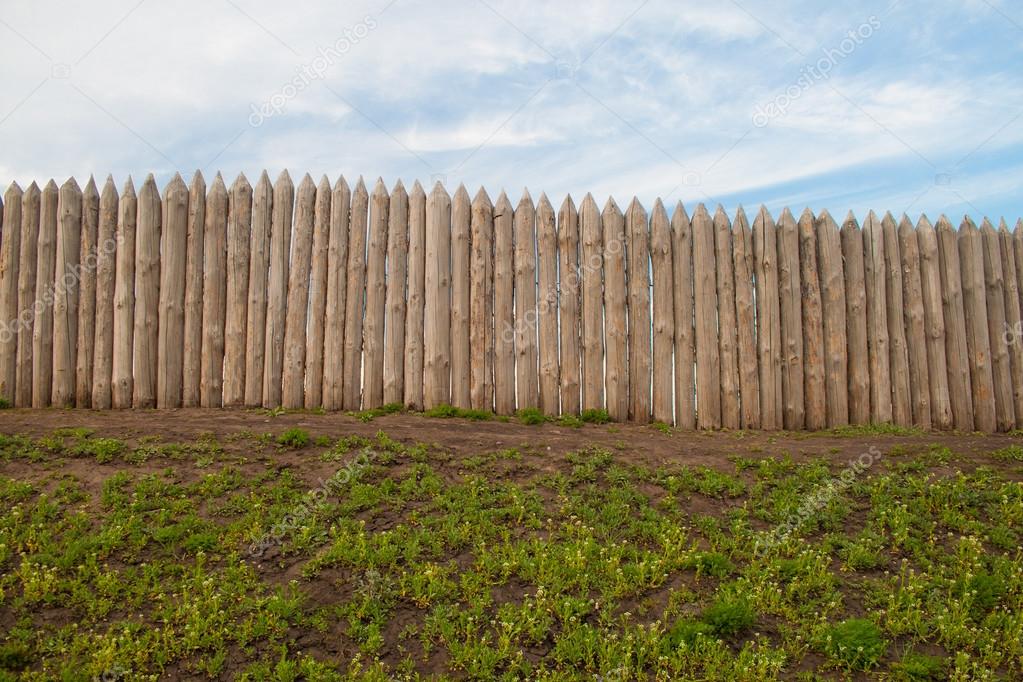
580, 194, 604, 413
361, 179, 390, 409
752, 207, 783, 430
815, 210, 848, 427
424, 182, 452, 409
224, 174, 252, 407
863, 211, 892, 424
650, 200, 674, 424
244, 172, 272, 407
304, 176, 333, 408
714, 206, 739, 429
91, 177, 118, 409
777, 208, 804, 429
382, 181, 409, 407
111, 178, 136, 409
882, 212, 912, 427
536, 193, 559, 415
263, 170, 294, 408
897, 215, 931, 429
513, 191, 538, 411
602, 197, 628, 422
281, 174, 316, 409
999, 218, 1023, 426
841, 212, 870, 425
182, 172, 206, 406
627, 198, 651, 423
917, 216, 952, 429
156, 173, 188, 408
798, 209, 825, 431
202, 174, 229, 408
959, 217, 996, 431
493, 192, 515, 415
53, 177, 83, 407
732, 207, 759, 429
75, 178, 99, 406
692, 204, 720, 429
131, 176, 161, 408
342, 178, 368, 410
470, 188, 494, 412
450, 185, 472, 409
936, 215, 974, 431
0, 182, 23, 401
981, 218, 1014, 431
558, 196, 581, 415
32, 180, 59, 407
15, 183, 40, 407
403, 181, 426, 410
322, 177, 350, 410
673, 203, 696, 429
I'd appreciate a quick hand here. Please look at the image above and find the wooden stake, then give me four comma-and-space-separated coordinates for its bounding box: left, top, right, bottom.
815, 210, 848, 427
692, 204, 720, 429
650, 200, 674, 424
304, 176, 332, 409
131, 175, 160, 408
182, 171, 206, 406
959, 217, 996, 431
863, 211, 892, 424
602, 197, 628, 422
92, 177, 118, 409
323, 177, 351, 410
580, 194, 604, 412
714, 206, 739, 429
882, 212, 912, 427
244, 171, 272, 407
936, 215, 973, 431
360, 178, 390, 409
798, 208, 825, 431
403, 181, 426, 410
513, 190, 538, 410
156, 173, 188, 408
202, 174, 229, 407
424, 182, 451, 409
917, 216, 952, 429
841, 212, 870, 425
0, 182, 23, 401
53, 177, 82, 407
999, 218, 1023, 426
74, 178, 99, 406
981, 218, 1014, 431
281, 174, 315, 409
450, 185, 472, 409
536, 193, 559, 415
733, 207, 760, 429
15, 182, 40, 407
263, 170, 294, 408
673, 203, 696, 429
897, 215, 931, 429
493, 191, 515, 415
382, 180, 409, 407
470, 188, 494, 411
224, 173, 252, 407
342, 178, 368, 410
557, 195, 580, 415
33, 181, 59, 407
777, 208, 804, 429
627, 198, 651, 423
111, 179, 136, 409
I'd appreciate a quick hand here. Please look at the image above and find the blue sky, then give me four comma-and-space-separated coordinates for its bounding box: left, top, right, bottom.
1, 0, 1020, 223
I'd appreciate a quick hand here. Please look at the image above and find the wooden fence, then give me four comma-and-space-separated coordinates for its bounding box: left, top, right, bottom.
1, 171, 1021, 431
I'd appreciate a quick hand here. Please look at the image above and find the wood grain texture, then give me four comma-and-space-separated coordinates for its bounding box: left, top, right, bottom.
0, 183, 22, 401
777, 208, 804, 429
403, 181, 426, 410
15, 183, 40, 407
156, 174, 188, 408
91, 178, 118, 409
223, 174, 252, 407
627, 198, 651, 423
424, 182, 451, 409
602, 197, 628, 422
958, 217, 996, 432
132, 176, 160, 409
797, 208, 825, 431
536, 193, 559, 415
897, 215, 931, 429
383, 180, 409, 407
557, 196, 580, 415
244, 172, 272, 407
450, 185, 472, 409
75, 178, 99, 407
201, 174, 229, 407
672, 203, 696, 429
692, 204, 720, 429
713, 207, 739, 429
650, 200, 674, 424
493, 192, 515, 415
281, 174, 315, 409
752, 207, 782, 430
513, 191, 538, 411
361, 178, 390, 409
323, 177, 351, 410
342, 178, 368, 410
917, 216, 952, 429
981, 218, 1014, 431
999, 219, 1023, 426
304, 176, 333, 408
580, 194, 604, 412
882, 212, 912, 427
52, 177, 82, 407
863, 211, 892, 424
815, 210, 848, 427
470, 188, 494, 411
936, 215, 973, 431
731, 208, 759, 429
841, 212, 869, 425
182, 172, 206, 407
263, 171, 294, 408
111, 179, 135, 409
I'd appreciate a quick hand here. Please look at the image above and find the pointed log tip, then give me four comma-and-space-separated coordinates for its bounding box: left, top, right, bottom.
26, 180, 40, 193
84, 175, 98, 193
472, 186, 491, 205
121, 177, 135, 195
166, 173, 187, 192
44, 179, 58, 191
960, 215, 978, 230
258, 169, 271, 183
817, 207, 833, 222
602, 196, 621, 214
898, 213, 914, 229
916, 213, 932, 229
391, 178, 405, 193
671, 201, 690, 222
62, 176, 81, 192
693, 202, 710, 218
191, 169, 205, 184
580, 192, 597, 209
518, 188, 533, 205
210, 173, 227, 192
799, 207, 815, 221
233, 172, 252, 190
713, 203, 728, 218
936, 214, 953, 230
334, 175, 350, 192
980, 216, 996, 230
495, 191, 512, 209
779, 206, 795, 220
6, 180, 22, 195
454, 183, 470, 200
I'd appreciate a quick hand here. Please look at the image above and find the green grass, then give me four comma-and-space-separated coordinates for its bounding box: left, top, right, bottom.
423, 403, 493, 420
0, 427, 1020, 679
